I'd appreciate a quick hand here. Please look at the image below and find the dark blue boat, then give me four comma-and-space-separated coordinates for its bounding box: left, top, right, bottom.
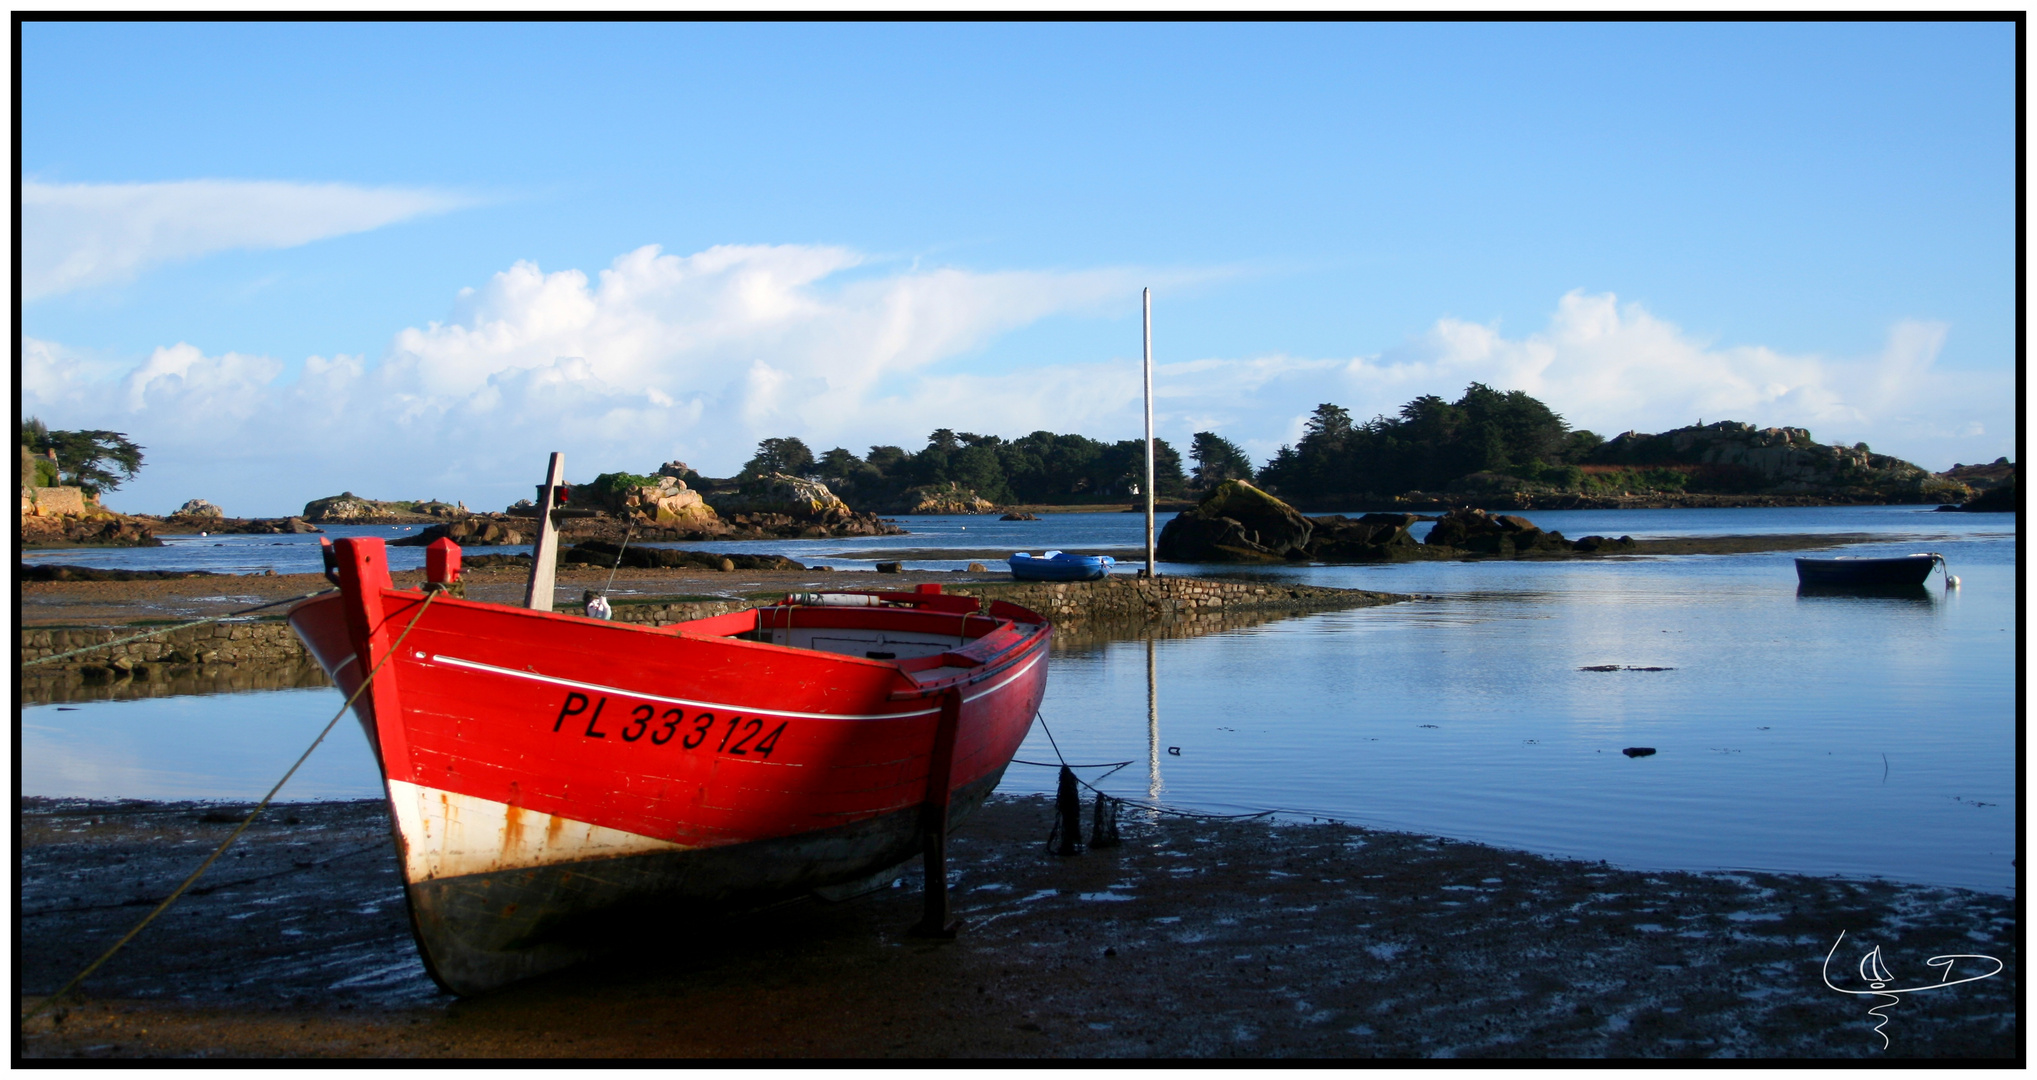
1008, 550, 1116, 582
1794, 553, 1945, 587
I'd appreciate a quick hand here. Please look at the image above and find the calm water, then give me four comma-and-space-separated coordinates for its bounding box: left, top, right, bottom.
21, 506, 2017, 892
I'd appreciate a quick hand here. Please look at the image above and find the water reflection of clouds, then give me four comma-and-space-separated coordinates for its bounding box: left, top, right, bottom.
1012, 545, 2013, 892
21, 691, 384, 801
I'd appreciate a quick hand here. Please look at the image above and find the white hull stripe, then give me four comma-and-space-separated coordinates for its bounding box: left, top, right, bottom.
386, 778, 684, 882
428, 654, 942, 721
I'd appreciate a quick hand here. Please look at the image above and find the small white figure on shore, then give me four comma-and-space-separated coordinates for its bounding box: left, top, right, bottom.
584, 592, 612, 620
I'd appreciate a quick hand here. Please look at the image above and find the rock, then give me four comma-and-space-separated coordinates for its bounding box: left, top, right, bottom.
876, 561, 902, 574
560, 542, 802, 572
1423, 508, 1585, 556
1572, 535, 1637, 553
1621, 747, 1657, 758
593, 473, 722, 530
302, 492, 439, 524
283, 517, 321, 534
176, 499, 225, 518
1001, 512, 1040, 521
389, 518, 526, 548
1940, 470, 2018, 513
967, 562, 988, 572
705, 473, 897, 538
1155, 480, 1314, 562
1299, 514, 1425, 562
901, 482, 997, 515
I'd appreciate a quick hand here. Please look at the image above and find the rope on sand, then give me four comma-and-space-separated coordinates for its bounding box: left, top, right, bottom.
21, 590, 439, 1023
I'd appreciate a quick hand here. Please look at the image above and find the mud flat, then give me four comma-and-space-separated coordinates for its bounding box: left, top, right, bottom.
17, 796, 2015, 1060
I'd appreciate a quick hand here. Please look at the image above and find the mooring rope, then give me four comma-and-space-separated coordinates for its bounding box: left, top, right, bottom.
1025, 711, 1277, 822
22, 589, 440, 1023
600, 516, 640, 597
22, 588, 336, 668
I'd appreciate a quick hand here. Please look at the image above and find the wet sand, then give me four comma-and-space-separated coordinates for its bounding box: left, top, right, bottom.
17, 796, 2016, 1060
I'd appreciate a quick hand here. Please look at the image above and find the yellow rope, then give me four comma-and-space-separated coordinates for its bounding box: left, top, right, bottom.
22, 589, 440, 1022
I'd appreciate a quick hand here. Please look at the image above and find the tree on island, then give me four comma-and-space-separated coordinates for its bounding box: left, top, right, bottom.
742, 427, 1186, 509
19, 417, 145, 496
1189, 431, 1255, 490
742, 436, 815, 479
1256, 384, 1591, 500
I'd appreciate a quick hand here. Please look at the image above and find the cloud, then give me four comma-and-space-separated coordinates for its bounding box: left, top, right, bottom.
20, 244, 1160, 514
1052, 291, 2007, 473
22, 179, 468, 300
23, 260, 2010, 518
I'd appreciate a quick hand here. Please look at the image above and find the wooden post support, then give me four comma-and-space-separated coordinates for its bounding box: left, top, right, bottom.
524, 452, 565, 611
1053, 765, 1084, 856
911, 688, 964, 938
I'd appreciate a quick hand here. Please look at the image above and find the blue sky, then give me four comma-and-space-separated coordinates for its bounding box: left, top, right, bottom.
20, 20, 2017, 516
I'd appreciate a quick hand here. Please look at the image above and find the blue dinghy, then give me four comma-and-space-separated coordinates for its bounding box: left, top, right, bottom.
1009, 550, 1115, 582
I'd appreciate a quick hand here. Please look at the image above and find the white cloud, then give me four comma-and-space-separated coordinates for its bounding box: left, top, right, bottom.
1061, 291, 2007, 474
22, 262, 2011, 518
20, 244, 1158, 514
22, 179, 468, 300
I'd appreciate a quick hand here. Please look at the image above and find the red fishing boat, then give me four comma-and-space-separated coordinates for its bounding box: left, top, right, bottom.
287, 457, 1050, 994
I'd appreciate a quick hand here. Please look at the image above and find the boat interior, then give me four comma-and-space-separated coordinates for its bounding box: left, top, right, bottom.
672, 590, 1044, 675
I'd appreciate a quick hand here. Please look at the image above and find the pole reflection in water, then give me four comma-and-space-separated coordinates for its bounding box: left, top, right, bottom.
1146, 635, 1162, 801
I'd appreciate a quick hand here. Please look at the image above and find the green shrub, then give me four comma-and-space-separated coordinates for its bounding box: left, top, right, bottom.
1640, 468, 1689, 491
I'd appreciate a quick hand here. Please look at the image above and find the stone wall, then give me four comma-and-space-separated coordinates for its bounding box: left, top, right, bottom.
21, 486, 88, 517
21, 578, 1405, 699
947, 576, 1406, 626
21, 620, 312, 674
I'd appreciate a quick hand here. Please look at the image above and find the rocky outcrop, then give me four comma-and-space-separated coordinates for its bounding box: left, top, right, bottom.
1937, 466, 2018, 513
20, 512, 160, 548
1155, 480, 1315, 562
1425, 509, 1564, 554
176, 499, 224, 518
561, 541, 804, 572
1162, 484, 1636, 563
708, 473, 902, 537
302, 492, 444, 524
899, 482, 997, 516
591, 473, 720, 530
1596, 422, 1969, 502
1300, 513, 1429, 562
388, 516, 529, 547
154, 516, 322, 535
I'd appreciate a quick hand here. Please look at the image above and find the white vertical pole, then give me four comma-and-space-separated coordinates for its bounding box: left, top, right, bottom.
525, 452, 565, 611
1143, 287, 1156, 579
1146, 635, 1161, 801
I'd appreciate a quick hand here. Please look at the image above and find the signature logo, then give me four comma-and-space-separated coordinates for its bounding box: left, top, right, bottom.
1822, 931, 2004, 1049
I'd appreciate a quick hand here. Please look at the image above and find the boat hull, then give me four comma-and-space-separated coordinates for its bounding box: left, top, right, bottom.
289, 537, 1050, 994
1008, 553, 1114, 581
1794, 555, 1938, 586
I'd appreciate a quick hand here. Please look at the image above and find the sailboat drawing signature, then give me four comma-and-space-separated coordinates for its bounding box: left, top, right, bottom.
1821, 931, 2004, 1049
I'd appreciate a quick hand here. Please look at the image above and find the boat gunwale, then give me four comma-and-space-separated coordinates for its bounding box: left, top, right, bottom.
287, 585, 1054, 703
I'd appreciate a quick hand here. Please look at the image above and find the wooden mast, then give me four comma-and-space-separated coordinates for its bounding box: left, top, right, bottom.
524, 452, 565, 611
